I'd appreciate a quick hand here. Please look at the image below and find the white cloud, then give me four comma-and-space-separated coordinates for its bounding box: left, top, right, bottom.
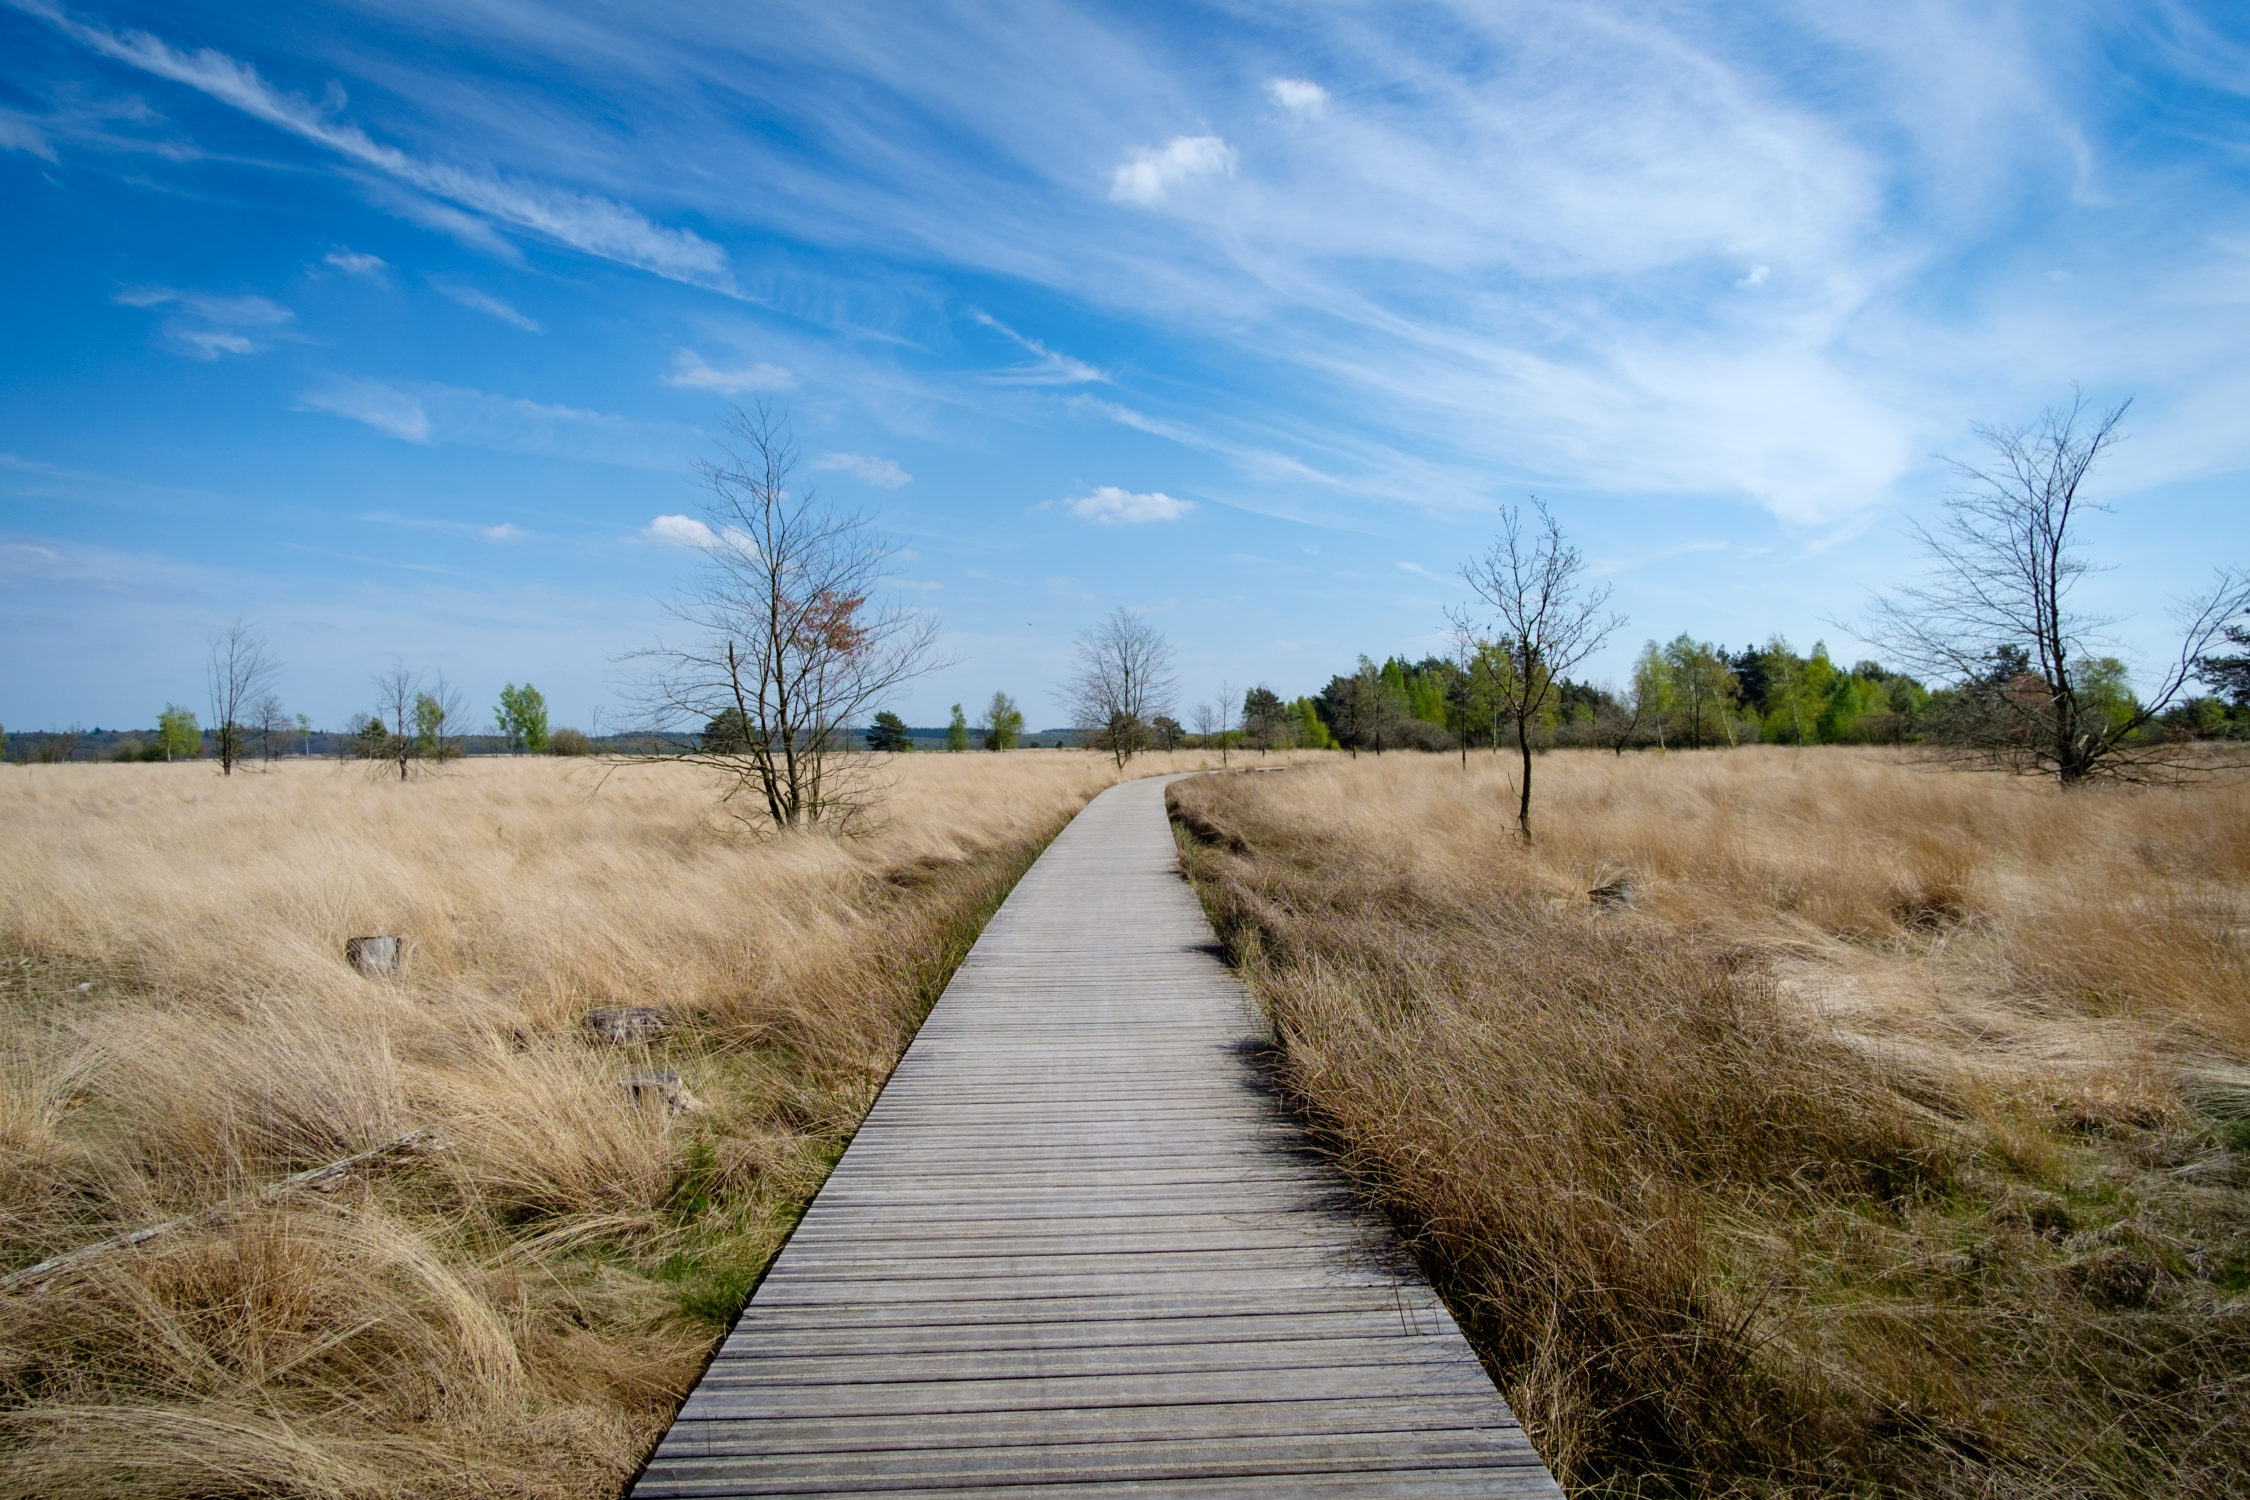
322, 248, 386, 278
298, 378, 432, 442
1267, 78, 1329, 120
1064, 486, 1195, 524
663, 348, 794, 395
644, 514, 715, 547
1109, 134, 1236, 206
481, 523, 525, 541
16, 0, 731, 289
1736, 264, 1771, 288
812, 452, 912, 487
435, 282, 543, 331
113, 286, 294, 359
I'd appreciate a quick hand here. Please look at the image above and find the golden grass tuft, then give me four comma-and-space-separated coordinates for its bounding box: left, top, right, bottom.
0, 750, 1210, 1498
1173, 747, 2250, 1498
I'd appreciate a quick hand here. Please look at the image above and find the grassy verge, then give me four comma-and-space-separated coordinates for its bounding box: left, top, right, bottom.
0, 754, 1152, 1499
1170, 753, 2250, 1498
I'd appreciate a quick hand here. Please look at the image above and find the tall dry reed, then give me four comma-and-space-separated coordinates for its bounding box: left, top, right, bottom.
1173, 747, 2250, 1498
0, 750, 1204, 1499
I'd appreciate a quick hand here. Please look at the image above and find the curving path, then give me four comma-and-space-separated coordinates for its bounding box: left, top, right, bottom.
631, 774, 1561, 1498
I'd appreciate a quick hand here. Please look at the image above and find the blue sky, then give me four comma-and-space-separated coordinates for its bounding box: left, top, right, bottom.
3, 0, 2246, 733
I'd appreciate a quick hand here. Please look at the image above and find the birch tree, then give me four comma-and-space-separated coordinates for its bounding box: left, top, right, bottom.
633, 402, 943, 827
1452, 500, 1624, 842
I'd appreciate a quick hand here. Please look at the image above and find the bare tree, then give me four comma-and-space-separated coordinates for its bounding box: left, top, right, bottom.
206, 620, 280, 777
1863, 391, 2249, 784
369, 663, 419, 781
1591, 680, 1644, 757
1215, 678, 1233, 767
1450, 499, 1625, 842
1064, 608, 1176, 768
253, 692, 290, 764
632, 402, 943, 828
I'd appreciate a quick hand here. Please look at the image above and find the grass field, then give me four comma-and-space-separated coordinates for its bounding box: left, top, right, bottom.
0, 750, 1231, 1500
1172, 747, 2250, 1498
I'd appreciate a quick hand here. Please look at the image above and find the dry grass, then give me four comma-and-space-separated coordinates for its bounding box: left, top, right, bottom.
0, 750, 1215, 1499
1171, 747, 2250, 1498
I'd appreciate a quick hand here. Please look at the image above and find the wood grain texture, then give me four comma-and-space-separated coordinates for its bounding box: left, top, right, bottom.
632, 775, 1560, 1499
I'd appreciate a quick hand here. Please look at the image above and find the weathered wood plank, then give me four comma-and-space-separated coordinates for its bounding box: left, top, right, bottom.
630, 775, 1559, 1499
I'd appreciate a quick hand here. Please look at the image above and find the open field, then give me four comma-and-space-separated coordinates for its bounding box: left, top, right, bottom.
0, 750, 1239, 1500
1172, 748, 2250, 1498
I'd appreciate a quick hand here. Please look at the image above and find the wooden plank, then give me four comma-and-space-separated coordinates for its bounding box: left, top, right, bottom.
638, 1467, 1561, 1500
639, 1432, 1542, 1493
652, 1394, 1522, 1454
630, 775, 1560, 1499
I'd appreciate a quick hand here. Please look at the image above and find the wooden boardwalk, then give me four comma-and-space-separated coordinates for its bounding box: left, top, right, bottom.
632, 774, 1561, 1498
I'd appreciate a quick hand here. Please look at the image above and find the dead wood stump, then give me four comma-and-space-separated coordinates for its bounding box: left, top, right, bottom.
585, 1006, 670, 1044
1588, 879, 1637, 910
622, 1070, 702, 1115
346, 936, 404, 979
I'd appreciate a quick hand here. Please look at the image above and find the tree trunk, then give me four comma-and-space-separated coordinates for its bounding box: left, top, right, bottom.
1516, 714, 1534, 843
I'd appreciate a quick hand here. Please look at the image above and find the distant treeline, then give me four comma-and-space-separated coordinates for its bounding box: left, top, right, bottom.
1274, 633, 2250, 755
13, 627, 2246, 765
2, 725, 614, 765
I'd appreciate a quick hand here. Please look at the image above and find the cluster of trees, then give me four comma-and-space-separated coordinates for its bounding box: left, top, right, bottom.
1281, 622, 2245, 764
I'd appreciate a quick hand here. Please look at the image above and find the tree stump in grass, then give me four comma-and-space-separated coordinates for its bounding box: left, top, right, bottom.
622, 1070, 702, 1114
585, 1006, 670, 1044
346, 936, 404, 978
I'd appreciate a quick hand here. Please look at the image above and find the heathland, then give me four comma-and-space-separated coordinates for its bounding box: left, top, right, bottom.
1172, 747, 2250, 1498
0, 751, 1225, 1499
6, 745, 2247, 1499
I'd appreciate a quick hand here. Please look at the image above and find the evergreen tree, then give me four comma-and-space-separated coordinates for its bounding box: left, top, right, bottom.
2197, 623, 2250, 708
1241, 685, 1289, 750
865, 711, 914, 752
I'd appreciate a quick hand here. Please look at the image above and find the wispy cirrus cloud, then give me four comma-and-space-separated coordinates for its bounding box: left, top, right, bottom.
812, 451, 911, 487
662, 347, 794, 395
434, 281, 543, 332
0, 106, 57, 159
970, 310, 1105, 385
321, 248, 386, 278
7, 0, 733, 290
298, 376, 688, 466
359, 510, 529, 542
298, 377, 431, 441
114, 286, 294, 358
1063, 485, 1194, 524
